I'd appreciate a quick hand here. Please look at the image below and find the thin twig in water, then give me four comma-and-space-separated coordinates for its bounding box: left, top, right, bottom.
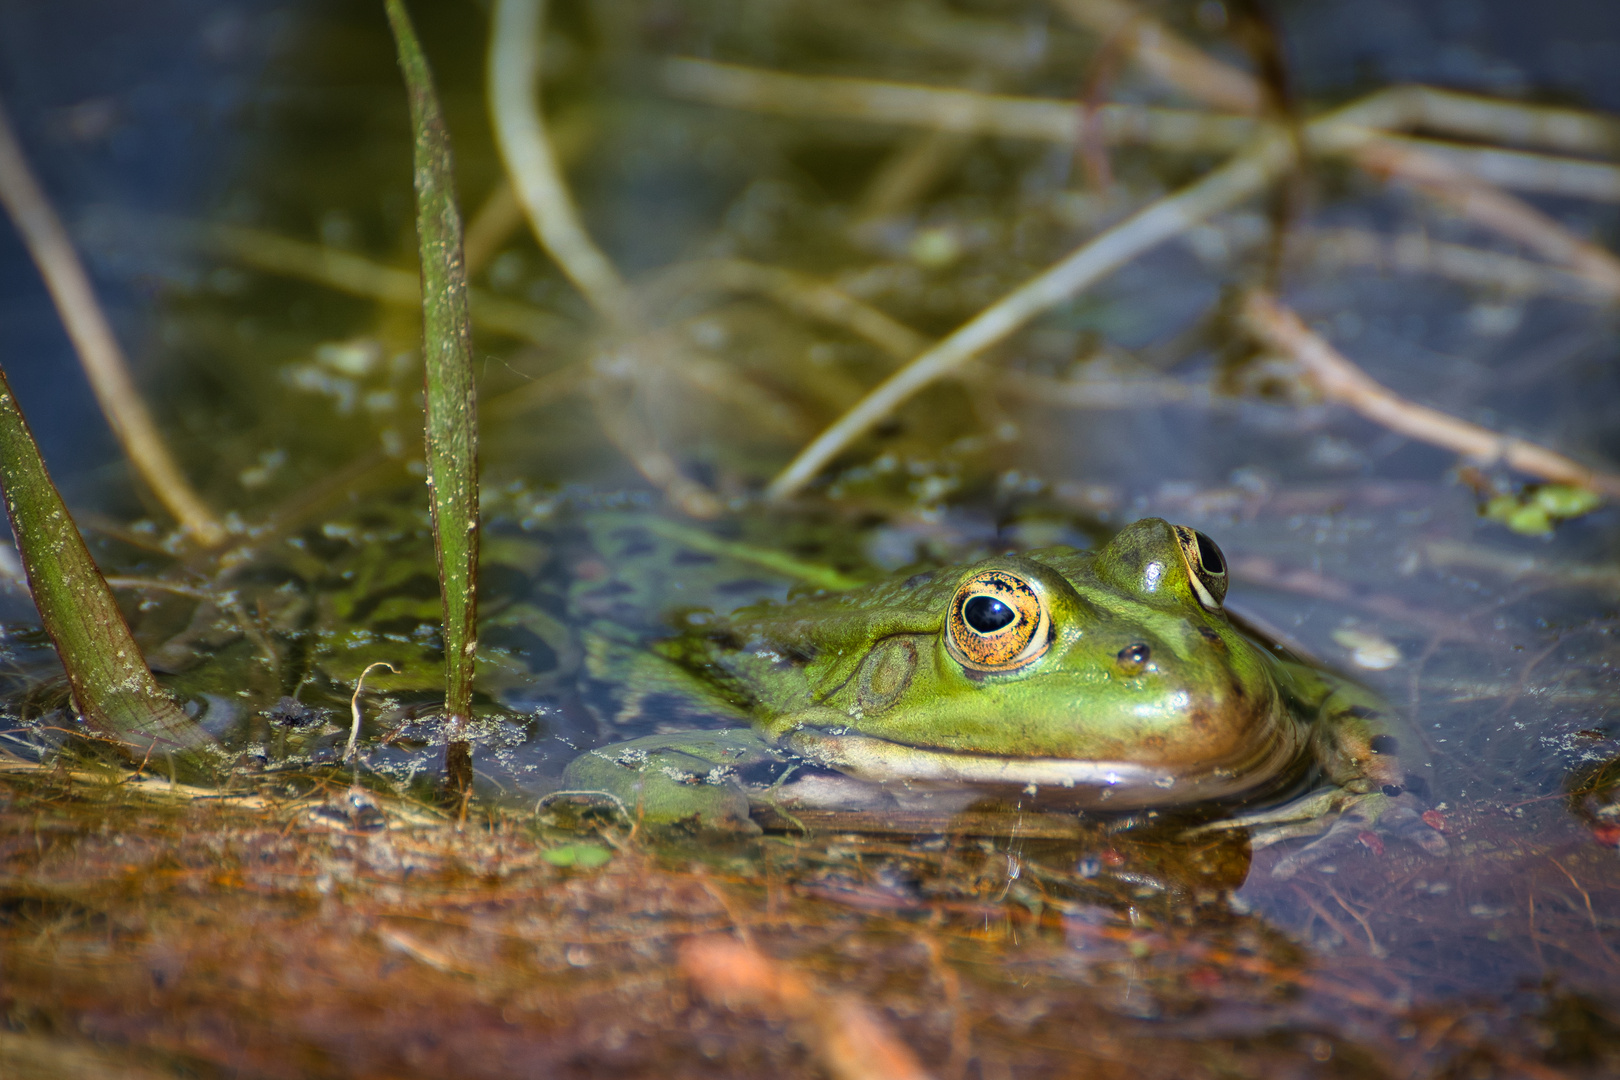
1369, 134, 1620, 203
995, 370, 1203, 409
854, 130, 974, 223
670, 56, 1620, 306
668, 2, 1620, 313
207, 223, 569, 344
1051, 0, 1263, 112
489, 0, 632, 322
1421, 540, 1620, 594
1325, 884, 1388, 959
216, 222, 418, 302
1290, 885, 1362, 954
460, 179, 524, 276
1545, 857, 1619, 965
1304, 227, 1614, 303
1240, 290, 1620, 498
482, 359, 592, 417
1327, 83, 1620, 161
661, 57, 1257, 153
643, 258, 930, 361
463, 104, 599, 276
0, 99, 224, 546
588, 375, 723, 519
765, 129, 1294, 500
346, 662, 398, 763
376, 924, 472, 975
1228, 554, 1477, 639
103, 577, 217, 601
663, 347, 809, 438
483, 362, 591, 420
1074, 17, 1134, 192
1350, 138, 1620, 297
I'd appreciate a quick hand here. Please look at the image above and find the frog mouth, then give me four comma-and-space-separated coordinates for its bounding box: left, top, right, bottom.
784, 726, 1304, 810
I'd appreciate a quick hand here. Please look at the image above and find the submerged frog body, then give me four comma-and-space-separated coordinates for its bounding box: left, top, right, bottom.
563, 517, 1447, 873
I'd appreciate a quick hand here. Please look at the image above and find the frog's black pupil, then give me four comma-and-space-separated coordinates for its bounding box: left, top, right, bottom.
1118, 643, 1151, 665
1194, 531, 1226, 576
964, 595, 1015, 633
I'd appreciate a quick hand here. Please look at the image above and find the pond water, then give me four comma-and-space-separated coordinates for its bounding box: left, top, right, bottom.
2, 2, 1619, 1077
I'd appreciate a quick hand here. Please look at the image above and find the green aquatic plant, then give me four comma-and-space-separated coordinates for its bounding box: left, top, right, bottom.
386, 0, 482, 799
0, 367, 212, 766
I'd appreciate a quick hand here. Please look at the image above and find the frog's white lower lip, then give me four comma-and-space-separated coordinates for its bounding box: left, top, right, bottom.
784, 728, 1302, 809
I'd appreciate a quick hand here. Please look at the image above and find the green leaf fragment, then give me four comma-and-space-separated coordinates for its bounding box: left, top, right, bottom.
542, 843, 613, 869
1483, 485, 1602, 535
1533, 484, 1603, 518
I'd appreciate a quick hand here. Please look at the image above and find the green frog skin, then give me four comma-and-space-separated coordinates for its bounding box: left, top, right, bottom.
561, 517, 1446, 873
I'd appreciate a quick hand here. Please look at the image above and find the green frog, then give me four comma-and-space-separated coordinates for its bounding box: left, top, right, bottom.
561, 516, 1447, 875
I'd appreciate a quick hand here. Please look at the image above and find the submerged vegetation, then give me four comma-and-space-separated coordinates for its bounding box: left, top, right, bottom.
2, 0, 1620, 1076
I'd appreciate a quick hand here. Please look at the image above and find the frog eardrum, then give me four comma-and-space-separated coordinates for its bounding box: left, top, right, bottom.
945, 569, 1051, 672
1172, 525, 1228, 610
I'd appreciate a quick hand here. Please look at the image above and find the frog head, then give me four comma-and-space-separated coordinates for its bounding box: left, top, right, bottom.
773, 518, 1304, 806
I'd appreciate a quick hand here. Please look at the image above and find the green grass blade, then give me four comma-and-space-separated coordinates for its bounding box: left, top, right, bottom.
384, 0, 480, 788
0, 367, 213, 762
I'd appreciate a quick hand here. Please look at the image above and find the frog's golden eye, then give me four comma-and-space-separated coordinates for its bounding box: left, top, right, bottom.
1172, 525, 1228, 610
946, 570, 1050, 672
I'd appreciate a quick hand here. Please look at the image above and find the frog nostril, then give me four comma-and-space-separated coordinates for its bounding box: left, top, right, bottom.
1116, 643, 1151, 674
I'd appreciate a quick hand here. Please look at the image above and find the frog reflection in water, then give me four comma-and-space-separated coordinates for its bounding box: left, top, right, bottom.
563, 517, 1447, 874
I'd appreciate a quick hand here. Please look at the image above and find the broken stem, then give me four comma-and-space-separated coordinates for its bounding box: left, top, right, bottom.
643, 258, 930, 361
206, 222, 569, 345
660, 57, 1257, 153
1241, 290, 1620, 498
489, 0, 632, 322
0, 98, 224, 546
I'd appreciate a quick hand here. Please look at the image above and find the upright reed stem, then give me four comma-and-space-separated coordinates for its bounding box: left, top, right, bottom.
385, 0, 481, 801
